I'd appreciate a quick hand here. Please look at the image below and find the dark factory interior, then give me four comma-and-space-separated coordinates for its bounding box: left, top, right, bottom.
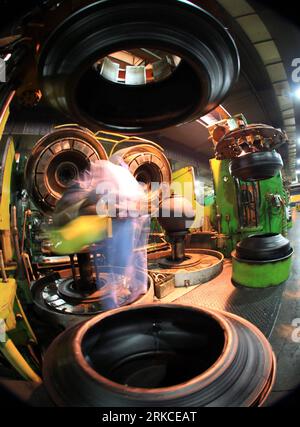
0, 0, 300, 409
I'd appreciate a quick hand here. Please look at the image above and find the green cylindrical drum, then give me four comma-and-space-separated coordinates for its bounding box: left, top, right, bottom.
231, 250, 293, 288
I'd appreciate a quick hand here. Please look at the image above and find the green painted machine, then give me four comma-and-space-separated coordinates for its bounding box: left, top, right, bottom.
209, 159, 290, 257
231, 251, 293, 288
205, 114, 293, 287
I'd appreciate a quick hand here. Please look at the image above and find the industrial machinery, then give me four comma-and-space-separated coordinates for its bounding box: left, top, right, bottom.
0, 101, 42, 382
232, 233, 293, 288
0, 0, 294, 408
205, 114, 289, 254
21, 130, 172, 329
205, 114, 293, 287
148, 192, 224, 292
25, 126, 108, 213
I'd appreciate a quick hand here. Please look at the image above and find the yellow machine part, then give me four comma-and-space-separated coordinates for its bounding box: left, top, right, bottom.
0, 105, 13, 263
291, 194, 300, 204
172, 166, 203, 230
0, 137, 15, 231
0, 279, 41, 382
0, 339, 41, 382
0, 278, 17, 331
0, 106, 10, 141
50, 215, 113, 255
0, 136, 14, 262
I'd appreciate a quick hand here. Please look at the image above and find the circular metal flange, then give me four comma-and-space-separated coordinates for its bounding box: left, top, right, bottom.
158, 253, 203, 269
215, 124, 287, 159
31, 269, 154, 328
110, 144, 172, 186
148, 249, 224, 287
56, 277, 104, 301
110, 143, 172, 207
25, 126, 108, 213
42, 270, 140, 315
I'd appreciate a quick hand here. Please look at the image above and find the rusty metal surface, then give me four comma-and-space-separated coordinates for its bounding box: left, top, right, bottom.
148, 249, 224, 288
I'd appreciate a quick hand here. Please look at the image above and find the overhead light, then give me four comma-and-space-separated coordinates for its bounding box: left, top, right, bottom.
197, 113, 218, 127
296, 170, 300, 174
197, 105, 231, 127
297, 159, 300, 164
295, 88, 300, 99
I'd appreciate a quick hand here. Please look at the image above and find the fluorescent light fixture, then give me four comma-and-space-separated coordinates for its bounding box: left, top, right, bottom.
197, 113, 217, 127
197, 105, 231, 127
297, 159, 300, 165
296, 170, 300, 174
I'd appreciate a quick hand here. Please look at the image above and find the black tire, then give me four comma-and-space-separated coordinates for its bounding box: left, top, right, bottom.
236, 233, 291, 261
38, 0, 239, 133
229, 151, 283, 181
43, 304, 275, 407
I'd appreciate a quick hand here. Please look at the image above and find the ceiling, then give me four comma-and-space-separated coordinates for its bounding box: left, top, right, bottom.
151, 0, 300, 180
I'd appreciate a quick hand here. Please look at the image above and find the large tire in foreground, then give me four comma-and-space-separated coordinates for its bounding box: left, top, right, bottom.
38, 0, 239, 133
43, 304, 275, 407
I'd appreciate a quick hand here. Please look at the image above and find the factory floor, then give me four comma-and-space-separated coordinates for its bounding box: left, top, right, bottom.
160, 210, 300, 406
264, 210, 300, 405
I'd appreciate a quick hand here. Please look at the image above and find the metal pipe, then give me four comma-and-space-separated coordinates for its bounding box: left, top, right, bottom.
0, 339, 41, 383
0, 250, 8, 283
69, 254, 78, 285
170, 239, 186, 262
11, 206, 25, 279
75, 253, 94, 292
0, 90, 15, 124
21, 209, 31, 254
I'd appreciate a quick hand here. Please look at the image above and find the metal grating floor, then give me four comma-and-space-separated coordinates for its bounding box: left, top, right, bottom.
173, 260, 285, 337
